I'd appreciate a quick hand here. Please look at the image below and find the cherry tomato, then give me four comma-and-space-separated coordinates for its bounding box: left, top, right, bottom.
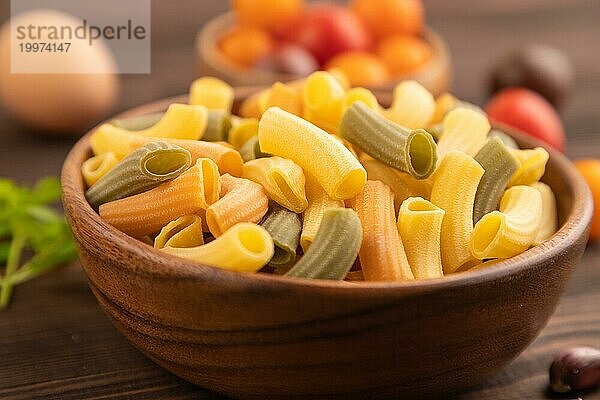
377, 34, 432, 75
325, 51, 390, 87
486, 88, 566, 152
574, 159, 600, 241
276, 4, 372, 66
232, 0, 304, 32
351, 0, 424, 39
219, 26, 273, 67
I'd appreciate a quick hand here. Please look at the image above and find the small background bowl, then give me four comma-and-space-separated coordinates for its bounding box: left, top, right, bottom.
62, 90, 592, 399
196, 12, 452, 96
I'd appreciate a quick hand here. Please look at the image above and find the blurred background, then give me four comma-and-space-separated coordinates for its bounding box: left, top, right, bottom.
0, 1, 599, 399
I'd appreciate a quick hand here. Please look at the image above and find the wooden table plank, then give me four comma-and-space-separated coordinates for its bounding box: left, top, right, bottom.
1, 0, 599, 399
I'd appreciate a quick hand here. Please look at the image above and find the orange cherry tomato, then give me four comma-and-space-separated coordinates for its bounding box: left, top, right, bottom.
219, 26, 274, 67
325, 51, 390, 87
574, 159, 600, 241
377, 34, 432, 75
351, 0, 424, 39
232, 0, 304, 32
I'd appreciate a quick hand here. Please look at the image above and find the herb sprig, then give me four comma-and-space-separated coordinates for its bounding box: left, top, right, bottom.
0, 177, 78, 308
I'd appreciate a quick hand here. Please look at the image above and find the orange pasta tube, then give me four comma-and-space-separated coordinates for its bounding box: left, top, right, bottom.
99, 158, 220, 237
206, 174, 269, 237
350, 180, 414, 281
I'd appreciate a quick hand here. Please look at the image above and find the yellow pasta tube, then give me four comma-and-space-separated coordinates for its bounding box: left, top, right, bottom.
384, 80, 435, 129
154, 215, 204, 249
530, 182, 558, 245
508, 147, 549, 186
259, 82, 303, 116
99, 158, 220, 237
239, 90, 263, 119
206, 174, 269, 237
189, 77, 234, 112
92, 104, 208, 149
127, 136, 244, 177
81, 152, 118, 187
302, 71, 346, 133
326, 67, 351, 90
300, 174, 344, 252
350, 181, 414, 281
430, 92, 458, 124
162, 223, 274, 273
258, 107, 366, 200
344, 87, 379, 111
471, 185, 543, 259
228, 117, 259, 149
436, 107, 491, 159
243, 157, 308, 213
430, 151, 485, 273
398, 197, 445, 279
361, 158, 431, 212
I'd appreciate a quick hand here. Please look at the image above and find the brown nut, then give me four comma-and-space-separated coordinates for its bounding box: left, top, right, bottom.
549, 346, 600, 393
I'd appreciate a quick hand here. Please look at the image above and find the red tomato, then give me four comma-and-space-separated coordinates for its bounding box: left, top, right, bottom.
276, 4, 372, 66
486, 88, 566, 152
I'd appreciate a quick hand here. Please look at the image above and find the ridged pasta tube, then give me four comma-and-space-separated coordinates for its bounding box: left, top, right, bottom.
398, 197, 445, 279
111, 112, 164, 131
436, 107, 491, 159
340, 102, 437, 179
228, 117, 259, 149
430, 151, 485, 273
300, 174, 344, 252
162, 223, 274, 273
86, 141, 191, 209
99, 158, 220, 237
285, 208, 362, 280
206, 174, 269, 237
154, 215, 204, 249
489, 129, 519, 149
202, 110, 232, 142
239, 136, 262, 162
260, 203, 301, 267
473, 137, 520, 223
189, 77, 234, 112
361, 159, 431, 211
127, 136, 244, 177
430, 92, 457, 124
259, 82, 303, 116
384, 80, 435, 129
471, 185, 543, 259
302, 71, 346, 133
531, 182, 558, 245
508, 147, 549, 186
344, 87, 379, 110
93, 104, 208, 144
81, 152, 118, 187
243, 157, 308, 213
258, 107, 366, 200
350, 181, 413, 281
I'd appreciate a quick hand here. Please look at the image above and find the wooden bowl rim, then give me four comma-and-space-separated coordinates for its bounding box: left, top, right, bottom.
196, 11, 451, 89
61, 93, 593, 294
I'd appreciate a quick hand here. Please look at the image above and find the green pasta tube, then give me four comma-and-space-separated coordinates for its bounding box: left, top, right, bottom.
260, 203, 301, 268
339, 102, 437, 179
111, 112, 164, 131
473, 137, 520, 223
426, 123, 443, 142
239, 136, 269, 162
202, 110, 232, 142
489, 129, 519, 149
285, 208, 362, 280
86, 141, 191, 209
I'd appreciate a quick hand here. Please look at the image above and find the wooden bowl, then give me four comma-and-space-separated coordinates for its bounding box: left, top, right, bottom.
61, 90, 592, 400
196, 12, 452, 96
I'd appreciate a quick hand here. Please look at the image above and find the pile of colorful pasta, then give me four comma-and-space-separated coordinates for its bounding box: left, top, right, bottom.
83, 71, 558, 281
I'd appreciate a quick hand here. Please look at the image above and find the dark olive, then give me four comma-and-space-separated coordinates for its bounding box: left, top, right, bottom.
254, 43, 319, 76
549, 346, 600, 393
489, 44, 574, 108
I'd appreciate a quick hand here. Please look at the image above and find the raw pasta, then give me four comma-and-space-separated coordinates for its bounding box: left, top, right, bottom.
81, 152, 118, 187
154, 215, 204, 249
260, 203, 301, 268
189, 77, 234, 112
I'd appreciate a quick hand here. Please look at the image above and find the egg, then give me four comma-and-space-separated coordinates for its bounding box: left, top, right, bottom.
0, 10, 120, 135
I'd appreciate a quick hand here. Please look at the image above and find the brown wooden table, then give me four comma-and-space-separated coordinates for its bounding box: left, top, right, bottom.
1, 1, 599, 399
